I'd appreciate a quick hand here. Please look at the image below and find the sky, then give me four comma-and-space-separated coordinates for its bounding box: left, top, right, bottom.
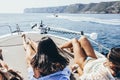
0, 0, 119, 13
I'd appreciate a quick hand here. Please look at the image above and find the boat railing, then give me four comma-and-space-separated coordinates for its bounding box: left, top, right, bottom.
12, 24, 23, 35
30, 22, 110, 54
0, 25, 13, 35
0, 23, 110, 55
0, 24, 23, 36
47, 27, 110, 54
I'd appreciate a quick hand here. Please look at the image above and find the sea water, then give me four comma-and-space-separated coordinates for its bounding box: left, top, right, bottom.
0, 13, 120, 53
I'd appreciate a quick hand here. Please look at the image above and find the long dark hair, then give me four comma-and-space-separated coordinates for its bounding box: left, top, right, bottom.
31, 36, 69, 76
108, 47, 120, 77
108, 47, 120, 65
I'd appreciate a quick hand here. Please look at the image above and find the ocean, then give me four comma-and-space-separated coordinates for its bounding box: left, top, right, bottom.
0, 13, 120, 53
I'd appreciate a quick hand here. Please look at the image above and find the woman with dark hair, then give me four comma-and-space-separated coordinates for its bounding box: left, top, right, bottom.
22, 34, 71, 80
60, 35, 120, 80
0, 49, 23, 80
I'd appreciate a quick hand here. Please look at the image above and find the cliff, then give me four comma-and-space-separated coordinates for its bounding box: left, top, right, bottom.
24, 1, 120, 14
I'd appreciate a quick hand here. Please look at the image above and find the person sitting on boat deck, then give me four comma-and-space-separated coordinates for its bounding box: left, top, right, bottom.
0, 49, 23, 80
59, 35, 120, 80
22, 34, 72, 80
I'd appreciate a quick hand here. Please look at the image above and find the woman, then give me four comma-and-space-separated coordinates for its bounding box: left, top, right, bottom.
22, 34, 72, 80
60, 35, 120, 80
0, 49, 23, 80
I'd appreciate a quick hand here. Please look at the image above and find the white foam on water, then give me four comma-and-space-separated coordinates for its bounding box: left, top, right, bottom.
50, 15, 120, 26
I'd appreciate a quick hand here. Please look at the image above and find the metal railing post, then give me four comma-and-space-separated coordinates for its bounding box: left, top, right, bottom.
8, 25, 13, 35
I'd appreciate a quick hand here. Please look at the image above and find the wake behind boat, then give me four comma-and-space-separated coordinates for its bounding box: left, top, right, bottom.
0, 23, 110, 80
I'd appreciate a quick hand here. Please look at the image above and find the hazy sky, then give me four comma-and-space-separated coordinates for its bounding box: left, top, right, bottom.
0, 0, 119, 13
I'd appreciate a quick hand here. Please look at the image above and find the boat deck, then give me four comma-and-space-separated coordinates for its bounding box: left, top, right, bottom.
0, 32, 75, 80
0, 32, 104, 80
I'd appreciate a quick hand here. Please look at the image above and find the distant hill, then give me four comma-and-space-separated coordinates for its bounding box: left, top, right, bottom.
24, 1, 120, 14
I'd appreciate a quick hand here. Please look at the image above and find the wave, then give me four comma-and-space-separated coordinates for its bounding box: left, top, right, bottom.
48, 15, 120, 26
